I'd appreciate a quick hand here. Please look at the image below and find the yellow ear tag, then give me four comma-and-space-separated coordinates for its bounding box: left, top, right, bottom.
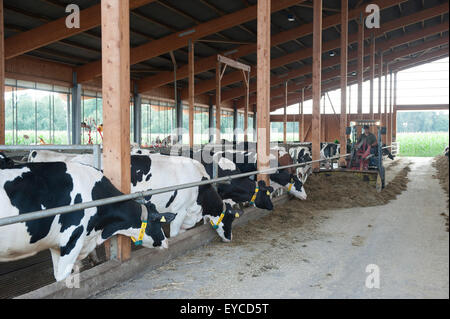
160, 216, 166, 223
235, 213, 240, 218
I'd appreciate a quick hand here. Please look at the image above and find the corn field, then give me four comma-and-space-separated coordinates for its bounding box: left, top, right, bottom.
397, 132, 449, 157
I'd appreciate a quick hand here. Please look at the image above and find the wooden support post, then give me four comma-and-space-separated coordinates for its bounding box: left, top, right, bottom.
340, 0, 348, 165
300, 88, 304, 142
257, 0, 271, 185
101, 0, 131, 262
393, 72, 398, 142
312, 0, 322, 171
383, 62, 388, 144
370, 33, 375, 120
357, 13, 364, 119
283, 82, 288, 144
388, 69, 393, 146
0, 0, 4, 145
243, 71, 249, 143
189, 40, 195, 148
208, 97, 214, 143
216, 60, 222, 144
378, 53, 383, 121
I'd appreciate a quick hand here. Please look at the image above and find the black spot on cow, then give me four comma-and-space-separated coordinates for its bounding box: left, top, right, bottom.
4, 162, 74, 244
130, 155, 152, 187
31, 151, 37, 158
196, 177, 223, 217
60, 225, 84, 257
59, 193, 85, 233
270, 169, 291, 186
145, 174, 152, 182
87, 176, 141, 239
165, 190, 178, 208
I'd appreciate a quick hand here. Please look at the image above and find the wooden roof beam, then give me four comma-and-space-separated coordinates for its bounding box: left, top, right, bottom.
246, 35, 449, 109
181, 0, 431, 99
137, 0, 405, 93
212, 9, 450, 104
75, 0, 306, 83
4, 0, 157, 60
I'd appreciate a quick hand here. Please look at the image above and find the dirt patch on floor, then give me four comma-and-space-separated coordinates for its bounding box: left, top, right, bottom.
433, 155, 449, 231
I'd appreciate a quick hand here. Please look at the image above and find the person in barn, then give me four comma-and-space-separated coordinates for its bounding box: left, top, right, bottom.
356, 125, 378, 167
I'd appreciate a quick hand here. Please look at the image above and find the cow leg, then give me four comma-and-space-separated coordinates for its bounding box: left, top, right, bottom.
49, 248, 61, 281
55, 230, 86, 282
170, 208, 188, 238
87, 249, 101, 266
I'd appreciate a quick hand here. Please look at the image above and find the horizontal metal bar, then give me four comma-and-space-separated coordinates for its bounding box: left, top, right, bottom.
0, 145, 101, 151
0, 145, 393, 228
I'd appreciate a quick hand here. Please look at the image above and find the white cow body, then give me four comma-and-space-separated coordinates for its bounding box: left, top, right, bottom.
28, 150, 236, 241
0, 162, 173, 281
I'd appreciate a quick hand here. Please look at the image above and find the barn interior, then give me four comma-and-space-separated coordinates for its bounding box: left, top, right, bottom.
0, 0, 448, 299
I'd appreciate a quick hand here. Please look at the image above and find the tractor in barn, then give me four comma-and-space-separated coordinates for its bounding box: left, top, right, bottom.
345, 120, 387, 192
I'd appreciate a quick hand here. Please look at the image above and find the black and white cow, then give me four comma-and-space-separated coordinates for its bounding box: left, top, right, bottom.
0, 161, 175, 282
288, 146, 313, 183
215, 150, 307, 200
129, 154, 242, 242
28, 150, 242, 242
186, 149, 274, 211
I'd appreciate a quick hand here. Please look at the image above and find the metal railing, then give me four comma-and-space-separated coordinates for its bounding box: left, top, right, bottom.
0, 145, 102, 170
0, 145, 393, 228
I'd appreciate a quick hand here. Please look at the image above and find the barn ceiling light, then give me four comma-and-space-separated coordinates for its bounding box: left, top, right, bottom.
351, 71, 357, 76
329, 51, 336, 57
287, 14, 295, 22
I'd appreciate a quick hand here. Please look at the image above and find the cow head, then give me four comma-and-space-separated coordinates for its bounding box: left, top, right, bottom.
141, 202, 176, 249
253, 180, 274, 210
0, 152, 15, 169
287, 175, 307, 200
208, 202, 243, 243
298, 148, 312, 164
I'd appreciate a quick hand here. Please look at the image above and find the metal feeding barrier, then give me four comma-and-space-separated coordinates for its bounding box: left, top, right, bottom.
0, 145, 393, 228
0, 145, 102, 170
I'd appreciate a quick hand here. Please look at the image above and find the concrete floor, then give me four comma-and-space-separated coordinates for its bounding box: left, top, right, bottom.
94, 157, 449, 299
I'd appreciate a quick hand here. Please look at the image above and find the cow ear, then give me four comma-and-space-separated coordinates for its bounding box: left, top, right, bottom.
160, 213, 176, 223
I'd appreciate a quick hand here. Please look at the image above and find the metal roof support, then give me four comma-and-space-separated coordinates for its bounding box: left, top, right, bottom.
71, 72, 82, 145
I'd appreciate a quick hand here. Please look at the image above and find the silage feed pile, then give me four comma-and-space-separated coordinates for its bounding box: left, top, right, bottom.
229, 165, 411, 245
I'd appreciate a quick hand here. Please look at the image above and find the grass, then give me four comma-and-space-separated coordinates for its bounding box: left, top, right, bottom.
397, 132, 449, 157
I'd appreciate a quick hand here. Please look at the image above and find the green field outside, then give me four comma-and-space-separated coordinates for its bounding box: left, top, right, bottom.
397, 132, 449, 157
